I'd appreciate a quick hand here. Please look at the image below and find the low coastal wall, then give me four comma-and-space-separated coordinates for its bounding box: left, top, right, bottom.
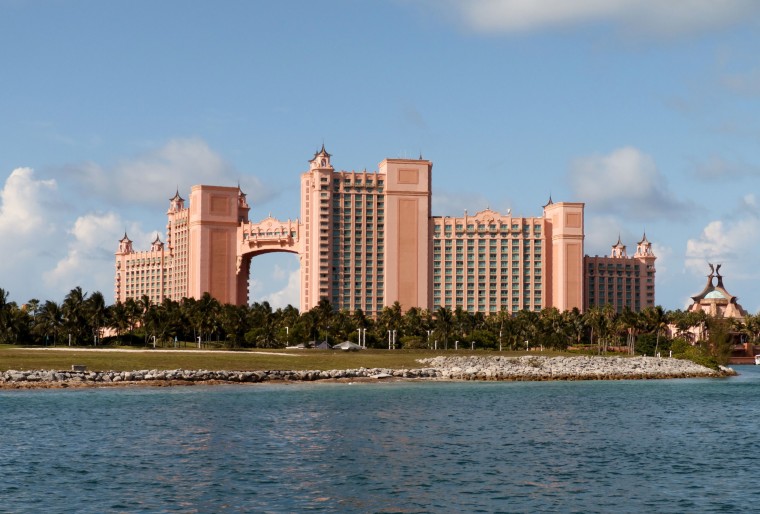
0, 356, 733, 389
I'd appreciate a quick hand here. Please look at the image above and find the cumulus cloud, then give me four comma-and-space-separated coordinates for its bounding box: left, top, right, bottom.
420, 0, 760, 37
569, 146, 687, 220
0, 167, 57, 239
44, 212, 153, 297
685, 194, 760, 278
64, 138, 270, 208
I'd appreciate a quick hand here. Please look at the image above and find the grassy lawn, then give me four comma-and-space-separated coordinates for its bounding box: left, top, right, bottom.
0, 345, 554, 372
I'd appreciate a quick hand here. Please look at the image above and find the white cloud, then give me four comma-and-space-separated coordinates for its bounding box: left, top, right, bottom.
44, 212, 152, 298
569, 146, 687, 220
422, 0, 760, 37
685, 196, 760, 280
264, 270, 300, 310
0, 167, 57, 239
65, 138, 270, 208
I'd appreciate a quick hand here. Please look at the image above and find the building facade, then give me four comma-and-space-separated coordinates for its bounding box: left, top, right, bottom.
115, 147, 640, 315
429, 199, 584, 314
583, 235, 656, 312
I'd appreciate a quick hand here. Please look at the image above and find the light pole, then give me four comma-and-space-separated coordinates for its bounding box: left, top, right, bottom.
427, 330, 432, 349
286, 326, 289, 347
455, 340, 458, 351
499, 330, 503, 352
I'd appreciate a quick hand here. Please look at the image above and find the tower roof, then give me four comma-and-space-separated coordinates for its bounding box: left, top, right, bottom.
313, 143, 331, 159
688, 263, 748, 317
170, 189, 184, 202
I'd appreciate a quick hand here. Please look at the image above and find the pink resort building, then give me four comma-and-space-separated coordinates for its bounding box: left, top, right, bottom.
115, 146, 655, 315
583, 235, 657, 313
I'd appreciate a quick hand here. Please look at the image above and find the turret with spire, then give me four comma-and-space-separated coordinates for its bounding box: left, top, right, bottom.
309, 143, 333, 172
634, 232, 654, 258
168, 188, 185, 213
150, 234, 164, 252
117, 232, 133, 254
610, 235, 627, 258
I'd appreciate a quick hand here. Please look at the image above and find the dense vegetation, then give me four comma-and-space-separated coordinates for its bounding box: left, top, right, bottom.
1, 287, 757, 366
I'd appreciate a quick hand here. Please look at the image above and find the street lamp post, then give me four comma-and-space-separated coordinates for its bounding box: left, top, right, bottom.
286, 326, 289, 347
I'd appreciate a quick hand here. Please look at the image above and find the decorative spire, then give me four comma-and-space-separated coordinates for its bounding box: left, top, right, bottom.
543, 195, 554, 208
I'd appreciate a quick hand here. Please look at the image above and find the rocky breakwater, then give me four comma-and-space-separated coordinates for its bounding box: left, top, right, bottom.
417, 355, 735, 381
0, 367, 443, 388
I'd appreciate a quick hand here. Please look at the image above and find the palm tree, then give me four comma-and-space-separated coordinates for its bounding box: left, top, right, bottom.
62, 286, 88, 345
642, 305, 669, 356
85, 291, 109, 345
434, 306, 453, 350
583, 306, 604, 354
33, 300, 64, 346
248, 301, 278, 347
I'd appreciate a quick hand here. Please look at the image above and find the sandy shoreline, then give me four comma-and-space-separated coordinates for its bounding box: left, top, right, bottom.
0, 356, 734, 390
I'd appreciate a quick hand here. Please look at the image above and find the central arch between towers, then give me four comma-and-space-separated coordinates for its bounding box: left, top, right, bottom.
235, 216, 303, 305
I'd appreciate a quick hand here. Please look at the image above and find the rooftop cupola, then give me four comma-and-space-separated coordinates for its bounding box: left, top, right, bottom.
150, 234, 164, 252
117, 232, 133, 254
169, 189, 185, 212
309, 143, 333, 172
635, 232, 655, 258
611, 235, 627, 258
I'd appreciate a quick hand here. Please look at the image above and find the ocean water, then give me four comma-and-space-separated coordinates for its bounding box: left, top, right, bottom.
2, 367, 759, 513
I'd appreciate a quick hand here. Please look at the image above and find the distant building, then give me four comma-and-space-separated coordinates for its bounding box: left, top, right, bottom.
115, 147, 648, 315
682, 264, 753, 360
687, 264, 747, 319
583, 235, 656, 312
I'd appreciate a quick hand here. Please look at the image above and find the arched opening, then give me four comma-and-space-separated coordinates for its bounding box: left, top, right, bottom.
244, 251, 300, 309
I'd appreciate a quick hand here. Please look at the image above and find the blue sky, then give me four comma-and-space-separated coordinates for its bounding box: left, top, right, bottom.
2, 0, 760, 313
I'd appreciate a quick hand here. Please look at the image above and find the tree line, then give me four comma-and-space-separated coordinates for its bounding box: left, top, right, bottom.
1, 287, 758, 361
